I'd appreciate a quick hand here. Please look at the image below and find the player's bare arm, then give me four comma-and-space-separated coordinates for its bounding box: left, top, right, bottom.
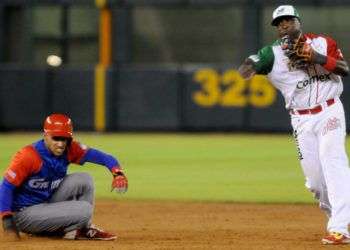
238, 58, 256, 80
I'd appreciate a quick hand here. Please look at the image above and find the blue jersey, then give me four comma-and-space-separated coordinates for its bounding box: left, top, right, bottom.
7, 140, 87, 211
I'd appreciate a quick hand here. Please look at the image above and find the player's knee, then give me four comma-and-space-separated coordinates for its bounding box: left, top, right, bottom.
71, 172, 94, 189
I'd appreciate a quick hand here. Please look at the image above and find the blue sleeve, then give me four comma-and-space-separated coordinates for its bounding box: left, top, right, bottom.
80, 148, 120, 171
0, 179, 16, 215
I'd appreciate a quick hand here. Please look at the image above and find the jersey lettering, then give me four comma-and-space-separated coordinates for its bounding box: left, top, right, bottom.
293, 130, 303, 161
296, 73, 332, 89
51, 179, 63, 189
27, 178, 63, 190
28, 178, 49, 189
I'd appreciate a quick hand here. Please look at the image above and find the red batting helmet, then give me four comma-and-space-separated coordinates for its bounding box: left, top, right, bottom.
43, 113, 73, 138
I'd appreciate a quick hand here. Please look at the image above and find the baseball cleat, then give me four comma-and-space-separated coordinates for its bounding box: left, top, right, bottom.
64, 224, 117, 241
322, 232, 350, 245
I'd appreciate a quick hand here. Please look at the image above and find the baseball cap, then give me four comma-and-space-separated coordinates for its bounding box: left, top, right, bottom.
271, 5, 300, 26
44, 113, 73, 138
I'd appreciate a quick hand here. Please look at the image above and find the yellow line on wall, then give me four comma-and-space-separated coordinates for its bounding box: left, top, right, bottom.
95, 0, 107, 8
94, 64, 106, 132
100, 8, 112, 66
94, 5, 112, 132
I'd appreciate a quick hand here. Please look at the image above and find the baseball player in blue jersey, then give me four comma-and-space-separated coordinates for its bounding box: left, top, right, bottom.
0, 113, 128, 241
239, 5, 350, 245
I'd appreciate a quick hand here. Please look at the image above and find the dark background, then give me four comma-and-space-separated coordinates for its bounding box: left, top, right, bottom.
0, 0, 349, 132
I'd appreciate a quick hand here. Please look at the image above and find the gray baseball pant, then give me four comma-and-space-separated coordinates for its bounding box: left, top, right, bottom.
13, 172, 95, 235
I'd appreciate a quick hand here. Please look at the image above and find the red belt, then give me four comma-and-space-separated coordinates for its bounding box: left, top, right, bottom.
290, 98, 335, 115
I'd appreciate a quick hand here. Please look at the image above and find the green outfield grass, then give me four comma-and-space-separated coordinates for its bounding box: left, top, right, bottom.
1, 132, 344, 204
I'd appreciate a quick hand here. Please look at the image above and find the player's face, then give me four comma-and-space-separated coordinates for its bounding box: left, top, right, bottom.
276, 17, 301, 39
44, 134, 69, 156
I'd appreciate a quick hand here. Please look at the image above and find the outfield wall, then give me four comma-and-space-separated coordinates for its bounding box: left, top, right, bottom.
0, 66, 349, 132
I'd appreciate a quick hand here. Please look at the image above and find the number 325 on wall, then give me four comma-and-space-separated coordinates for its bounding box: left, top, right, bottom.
192, 68, 276, 108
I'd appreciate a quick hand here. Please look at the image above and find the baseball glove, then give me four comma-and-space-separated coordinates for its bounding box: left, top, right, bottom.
111, 168, 128, 193
281, 34, 314, 70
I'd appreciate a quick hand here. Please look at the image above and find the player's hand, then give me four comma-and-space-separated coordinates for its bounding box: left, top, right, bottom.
238, 58, 256, 80
111, 168, 128, 193
2, 215, 20, 241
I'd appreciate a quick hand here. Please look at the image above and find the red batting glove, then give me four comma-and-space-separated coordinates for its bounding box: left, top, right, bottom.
111, 167, 128, 193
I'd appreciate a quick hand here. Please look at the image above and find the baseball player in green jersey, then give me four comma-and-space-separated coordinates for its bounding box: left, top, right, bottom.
238, 5, 350, 245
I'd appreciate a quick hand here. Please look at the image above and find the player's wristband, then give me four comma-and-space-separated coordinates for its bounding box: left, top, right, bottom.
111, 166, 124, 177
323, 56, 337, 72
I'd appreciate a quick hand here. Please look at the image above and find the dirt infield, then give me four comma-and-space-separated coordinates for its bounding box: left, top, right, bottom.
1, 200, 347, 249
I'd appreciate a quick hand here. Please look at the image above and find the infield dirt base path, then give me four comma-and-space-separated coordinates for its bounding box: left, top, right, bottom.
0, 200, 347, 249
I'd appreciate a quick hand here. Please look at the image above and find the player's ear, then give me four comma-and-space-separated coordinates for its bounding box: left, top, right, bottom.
294, 17, 301, 27
43, 133, 49, 142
